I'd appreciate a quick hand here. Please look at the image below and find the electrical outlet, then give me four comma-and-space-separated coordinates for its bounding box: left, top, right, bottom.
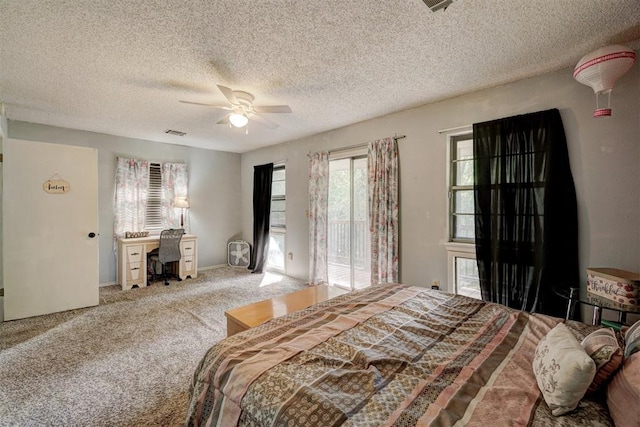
287, 252, 293, 260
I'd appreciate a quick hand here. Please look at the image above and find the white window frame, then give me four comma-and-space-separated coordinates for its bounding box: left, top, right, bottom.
447, 132, 475, 243
444, 127, 480, 298
446, 245, 478, 296
267, 163, 286, 272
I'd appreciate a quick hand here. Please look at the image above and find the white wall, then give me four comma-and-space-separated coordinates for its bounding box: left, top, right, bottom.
241, 60, 640, 289
7, 121, 242, 284
0, 113, 5, 290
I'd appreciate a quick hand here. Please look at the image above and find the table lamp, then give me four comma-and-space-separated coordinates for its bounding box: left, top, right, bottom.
174, 196, 190, 228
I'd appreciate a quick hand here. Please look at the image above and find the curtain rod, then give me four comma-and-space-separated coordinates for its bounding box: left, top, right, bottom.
437, 124, 472, 134
321, 134, 406, 156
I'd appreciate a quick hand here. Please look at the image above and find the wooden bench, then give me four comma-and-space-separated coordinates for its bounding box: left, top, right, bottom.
224, 285, 348, 337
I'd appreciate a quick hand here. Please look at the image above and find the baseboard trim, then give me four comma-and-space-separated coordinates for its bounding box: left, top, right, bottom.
198, 264, 229, 271
99, 281, 117, 288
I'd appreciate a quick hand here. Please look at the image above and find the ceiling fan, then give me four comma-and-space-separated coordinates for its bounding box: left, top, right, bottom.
180, 85, 292, 130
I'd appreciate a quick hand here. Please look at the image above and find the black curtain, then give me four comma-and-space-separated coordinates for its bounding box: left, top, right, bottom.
248, 163, 274, 273
473, 109, 578, 318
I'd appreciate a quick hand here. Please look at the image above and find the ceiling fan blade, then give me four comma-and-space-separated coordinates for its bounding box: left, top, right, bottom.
253, 105, 292, 114
250, 114, 279, 129
217, 85, 238, 104
216, 114, 231, 125
179, 100, 231, 110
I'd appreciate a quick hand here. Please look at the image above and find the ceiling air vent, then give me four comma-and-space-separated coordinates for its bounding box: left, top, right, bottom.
164, 129, 186, 136
422, 0, 456, 12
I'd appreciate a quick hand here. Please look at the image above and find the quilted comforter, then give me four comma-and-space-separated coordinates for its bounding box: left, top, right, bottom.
186, 284, 612, 426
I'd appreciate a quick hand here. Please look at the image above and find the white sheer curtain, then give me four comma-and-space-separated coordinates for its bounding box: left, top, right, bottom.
368, 137, 399, 284
161, 162, 189, 231
308, 151, 329, 285
113, 157, 150, 251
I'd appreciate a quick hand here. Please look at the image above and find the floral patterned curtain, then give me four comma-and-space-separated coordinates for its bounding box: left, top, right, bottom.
161, 162, 189, 231
113, 157, 149, 251
308, 151, 329, 285
368, 138, 399, 284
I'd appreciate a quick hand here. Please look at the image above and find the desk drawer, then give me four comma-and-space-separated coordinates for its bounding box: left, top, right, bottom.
181, 241, 196, 257
126, 245, 144, 263
181, 256, 196, 275
126, 262, 145, 284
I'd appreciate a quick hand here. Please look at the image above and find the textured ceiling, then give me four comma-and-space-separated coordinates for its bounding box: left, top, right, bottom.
1, 0, 639, 153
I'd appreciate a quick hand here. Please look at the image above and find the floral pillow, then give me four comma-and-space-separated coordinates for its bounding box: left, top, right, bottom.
533, 323, 596, 416
581, 328, 623, 394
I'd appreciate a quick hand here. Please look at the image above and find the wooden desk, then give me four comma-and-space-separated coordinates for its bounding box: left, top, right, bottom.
117, 234, 197, 290
224, 285, 348, 336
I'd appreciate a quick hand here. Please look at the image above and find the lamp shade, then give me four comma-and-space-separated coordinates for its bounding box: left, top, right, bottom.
174, 196, 189, 209
573, 45, 636, 117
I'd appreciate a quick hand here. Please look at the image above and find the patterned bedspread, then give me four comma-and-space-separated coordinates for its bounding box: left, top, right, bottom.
186, 284, 612, 426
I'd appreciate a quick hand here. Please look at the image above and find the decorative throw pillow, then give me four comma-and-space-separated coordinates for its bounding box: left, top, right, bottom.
607, 352, 640, 427
581, 328, 623, 394
623, 319, 640, 358
533, 323, 596, 416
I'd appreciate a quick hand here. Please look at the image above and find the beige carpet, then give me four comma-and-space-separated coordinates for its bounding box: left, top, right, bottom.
0, 267, 307, 426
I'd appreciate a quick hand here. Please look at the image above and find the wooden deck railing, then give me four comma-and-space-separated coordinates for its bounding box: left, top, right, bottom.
327, 220, 368, 268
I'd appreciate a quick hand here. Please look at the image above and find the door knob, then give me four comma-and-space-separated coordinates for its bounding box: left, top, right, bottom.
88, 232, 97, 238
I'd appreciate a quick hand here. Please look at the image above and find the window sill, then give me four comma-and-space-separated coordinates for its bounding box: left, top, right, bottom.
445, 241, 475, 254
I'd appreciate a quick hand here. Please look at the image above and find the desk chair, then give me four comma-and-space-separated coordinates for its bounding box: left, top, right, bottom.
148, 228, 184, 286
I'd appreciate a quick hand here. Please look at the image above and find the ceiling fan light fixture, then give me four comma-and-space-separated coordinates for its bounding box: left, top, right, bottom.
182, 85, 289, 130
229, 113, 249, 128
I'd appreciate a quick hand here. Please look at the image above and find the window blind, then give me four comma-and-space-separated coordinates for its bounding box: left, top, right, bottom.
145, 163, 163, 229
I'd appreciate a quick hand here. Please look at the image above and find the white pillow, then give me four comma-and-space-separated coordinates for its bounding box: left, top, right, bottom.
533, 323, 596, 416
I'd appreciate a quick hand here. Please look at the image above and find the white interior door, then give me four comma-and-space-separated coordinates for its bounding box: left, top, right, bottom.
3, 139, 98, 320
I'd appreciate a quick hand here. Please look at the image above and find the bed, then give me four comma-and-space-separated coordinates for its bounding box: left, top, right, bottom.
185, 284, 614, 426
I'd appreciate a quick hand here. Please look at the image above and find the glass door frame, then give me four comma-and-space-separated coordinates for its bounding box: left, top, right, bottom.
328, 151, 369, 291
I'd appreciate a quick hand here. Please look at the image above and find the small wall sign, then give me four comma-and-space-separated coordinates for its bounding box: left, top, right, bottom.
43, 174, 70, 194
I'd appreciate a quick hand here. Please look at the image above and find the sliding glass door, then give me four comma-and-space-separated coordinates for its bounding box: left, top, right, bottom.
327, 156, 370, 290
